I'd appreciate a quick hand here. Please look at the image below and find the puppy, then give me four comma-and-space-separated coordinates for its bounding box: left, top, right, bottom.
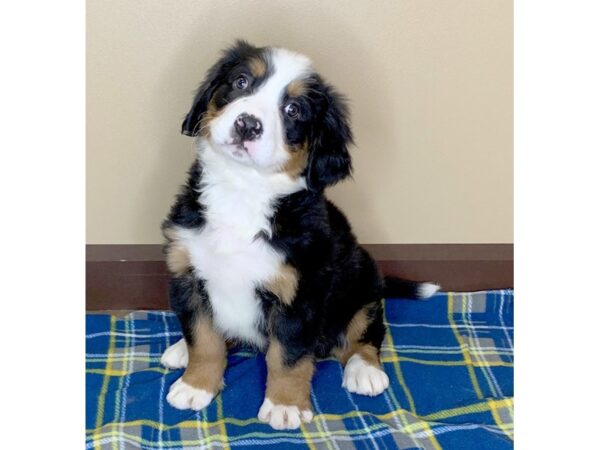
160, 40, 439, 430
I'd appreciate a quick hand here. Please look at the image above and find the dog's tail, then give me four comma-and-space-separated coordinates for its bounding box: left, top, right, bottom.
383, 276, 441, 300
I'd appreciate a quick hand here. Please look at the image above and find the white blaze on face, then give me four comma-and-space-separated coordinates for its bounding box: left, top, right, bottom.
209, 48, 312, 170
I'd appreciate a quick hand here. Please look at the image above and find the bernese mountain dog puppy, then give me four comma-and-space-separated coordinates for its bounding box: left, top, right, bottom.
160, 40, 440, 430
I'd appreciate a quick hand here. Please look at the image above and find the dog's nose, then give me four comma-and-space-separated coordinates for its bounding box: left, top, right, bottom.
234, 113, 262, 141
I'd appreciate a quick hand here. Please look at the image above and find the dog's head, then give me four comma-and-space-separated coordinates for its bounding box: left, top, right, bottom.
182, 40, 353, 191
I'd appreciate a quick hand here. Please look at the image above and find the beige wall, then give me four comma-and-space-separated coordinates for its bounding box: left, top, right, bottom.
87, 0, 513, 244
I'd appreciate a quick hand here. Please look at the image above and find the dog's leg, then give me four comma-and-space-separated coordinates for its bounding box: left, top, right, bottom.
335, 301, 390, 396
257, 265, 324, 429
166, 316, 227, 410
165, 276, 227, 411
161, 235, 191, 370
258, 339, 315, 430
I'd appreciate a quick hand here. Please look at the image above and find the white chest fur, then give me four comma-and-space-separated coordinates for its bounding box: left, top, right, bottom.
174, 146, 305, 348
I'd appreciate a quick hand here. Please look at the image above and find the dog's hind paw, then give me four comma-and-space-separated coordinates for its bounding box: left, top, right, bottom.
161, 338, 188, 369
342, 354, 389, 396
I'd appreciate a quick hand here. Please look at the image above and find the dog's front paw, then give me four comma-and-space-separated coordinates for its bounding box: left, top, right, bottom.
161, 338, 188, 369
166, 377, 215, 410
342, 354, 389, 396
258, 398, 313, 430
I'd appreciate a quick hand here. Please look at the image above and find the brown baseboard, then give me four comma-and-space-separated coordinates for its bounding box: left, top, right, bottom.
86, 244, 513, 311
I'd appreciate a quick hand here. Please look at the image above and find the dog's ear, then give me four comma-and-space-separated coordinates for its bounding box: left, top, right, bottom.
181, 40, 257, 136
181, 59, 225, 136
306, 84, 353, 191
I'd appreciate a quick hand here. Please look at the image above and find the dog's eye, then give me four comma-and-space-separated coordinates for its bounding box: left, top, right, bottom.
284, 102, 300, 118
233, 74, 249, 90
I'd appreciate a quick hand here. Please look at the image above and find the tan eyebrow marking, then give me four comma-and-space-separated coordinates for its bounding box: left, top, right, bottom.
286, 79, 307, 98
249, 56, 267, 78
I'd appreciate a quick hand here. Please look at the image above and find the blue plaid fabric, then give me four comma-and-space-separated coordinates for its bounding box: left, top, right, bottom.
86, 290, 514, 449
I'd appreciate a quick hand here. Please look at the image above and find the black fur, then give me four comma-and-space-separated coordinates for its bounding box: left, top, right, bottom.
260, 195, 387, 362
164, 160, 205, 228
303, 77, 353, 191
165, 41, 437, 370
168, 274, 210, 345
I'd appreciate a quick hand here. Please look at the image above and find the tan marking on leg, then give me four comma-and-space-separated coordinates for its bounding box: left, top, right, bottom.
345, 307, 370, 344
286, 79, 307, 98
354, 343, 381, 367
265, 340, 314, 411
281, 141, 309, 178
166, 244, 190, 276
163, 227, 191, 277
165, 244, 190, 277
181, 317, 227, 394
264, 264, 299, 305
333, 303, 382, 367
162, 227, 178, 241
249, 56, 267, 78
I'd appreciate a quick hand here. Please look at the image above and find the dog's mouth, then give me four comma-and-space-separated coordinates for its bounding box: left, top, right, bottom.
217, 139, 256, 161
228, 137, 249, 152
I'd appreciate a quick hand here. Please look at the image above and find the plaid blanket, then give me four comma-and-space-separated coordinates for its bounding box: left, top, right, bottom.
86, 290, 513, 449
